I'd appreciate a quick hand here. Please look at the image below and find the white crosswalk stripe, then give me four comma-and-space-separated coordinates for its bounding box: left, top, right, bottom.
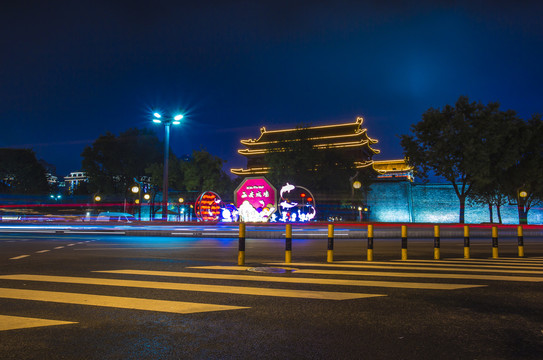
1, 257, 541, 331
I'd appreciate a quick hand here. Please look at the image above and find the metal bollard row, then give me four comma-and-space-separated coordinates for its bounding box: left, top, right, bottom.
236, 223, 527, 265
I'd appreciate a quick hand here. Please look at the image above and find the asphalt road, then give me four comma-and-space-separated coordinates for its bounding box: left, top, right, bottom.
1, 230, 542, 359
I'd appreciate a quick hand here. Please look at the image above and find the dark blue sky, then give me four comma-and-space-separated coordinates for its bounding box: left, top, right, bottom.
2, 1, 542, 177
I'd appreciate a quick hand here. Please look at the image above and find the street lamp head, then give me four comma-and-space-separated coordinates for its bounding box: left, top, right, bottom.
153, 113, 162, 119
519, 191, 528, 198
174, 114, 183, 121
153, 119, 162, 124
143, 194, 151, 200
131, 185, 140, 194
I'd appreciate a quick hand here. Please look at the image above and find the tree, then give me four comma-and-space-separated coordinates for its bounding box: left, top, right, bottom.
0, 149, 49, 194
401, 96, 512, 223
501, 115, 543, 224
180, 149, 234, 197
81, 128, 163, 195
467, 110, 523, 223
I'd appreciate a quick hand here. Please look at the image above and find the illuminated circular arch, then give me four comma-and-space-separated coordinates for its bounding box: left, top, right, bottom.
278, 183, 317, 222
195, 191, 222, 222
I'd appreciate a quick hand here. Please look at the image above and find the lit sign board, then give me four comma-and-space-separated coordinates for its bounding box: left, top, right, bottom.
195, 191, 222, 222
235, 177, 277, 222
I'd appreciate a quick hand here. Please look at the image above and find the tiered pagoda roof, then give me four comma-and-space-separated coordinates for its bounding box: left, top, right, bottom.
237, 116, 380, 156
231, 117, 382, 176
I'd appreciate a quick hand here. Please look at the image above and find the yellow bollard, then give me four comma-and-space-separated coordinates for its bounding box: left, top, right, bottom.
238, 222, 246, 265
367, 224, 374, 261
492, 226, 499, 259
434, 225, 441, 260
463, 225, 470, 259
327, 224, 334, 263
517, 225, 525, 258
285, 224, 292, 263
401, 225, 408, 260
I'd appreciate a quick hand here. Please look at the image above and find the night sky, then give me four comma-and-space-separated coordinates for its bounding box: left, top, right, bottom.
2, 1, 542, 177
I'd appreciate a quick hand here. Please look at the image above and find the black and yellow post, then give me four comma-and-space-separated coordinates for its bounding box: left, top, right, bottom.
492, 226, 499, 259
238, 222, 246, 266
327, 224, 334, 263
517, 225, 525, 257
433, 225, 441, 260
464, 225, 470, 259
285, 223, 292, 263
367, 224, 374, 261
401, 225, 408, 260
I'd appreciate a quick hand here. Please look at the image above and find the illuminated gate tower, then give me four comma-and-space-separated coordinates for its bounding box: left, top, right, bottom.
231, 117, 381, 177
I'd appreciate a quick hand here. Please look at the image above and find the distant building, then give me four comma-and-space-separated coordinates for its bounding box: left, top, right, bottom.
373, 159, 414, 182
230, 117, 413, 180
64, 171, 88, 194
45, 173, 58, 186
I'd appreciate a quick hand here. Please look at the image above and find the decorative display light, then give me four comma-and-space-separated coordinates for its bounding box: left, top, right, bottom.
195, 191, 222, 222
274, 182, 316, 222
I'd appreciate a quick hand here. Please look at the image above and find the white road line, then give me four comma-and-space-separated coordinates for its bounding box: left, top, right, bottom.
9, 255, 29, 260
54, 246, 64, 249
0, 315, 77, 331
343, 260, 543, 270
97, 269, 483, 291
0, 288, 247, 314
66, 244, 76, 247
62, 231, 126, 235
446, 258, 543, 263
0, 274, 380, 300
265, 262, 543, 275
390, 259, 543, 265
264, 264, 543, 282
35, 250, 50, 254
75, 247, 186, 250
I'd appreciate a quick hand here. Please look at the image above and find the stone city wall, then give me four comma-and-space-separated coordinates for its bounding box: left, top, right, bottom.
367, 182, 543, 224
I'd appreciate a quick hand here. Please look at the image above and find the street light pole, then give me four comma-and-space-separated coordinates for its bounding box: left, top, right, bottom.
162, 122, 170, 221
153, 112, 183, 222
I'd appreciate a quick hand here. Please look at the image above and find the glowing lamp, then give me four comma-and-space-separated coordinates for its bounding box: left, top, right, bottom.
519, 191, 528, 198
143, 194, 151, 200
135, 199, 140, 204
153, 119, 162, 123
300, 193, 306, 198
153, 113, 162, 118
174, 114, 183, 121
178, 197, 184, 203
94, 195, 101, 202
353, 181, 362, 189
307, 197, 312, 202
131, 186, 139, 194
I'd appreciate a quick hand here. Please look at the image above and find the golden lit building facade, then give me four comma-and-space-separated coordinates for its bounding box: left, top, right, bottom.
231, 117, 413, 181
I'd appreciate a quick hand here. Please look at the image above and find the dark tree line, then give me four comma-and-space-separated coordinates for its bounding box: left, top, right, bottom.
0, 149, 49, 194
401, 96, 542, 224
81, 128, 235, 199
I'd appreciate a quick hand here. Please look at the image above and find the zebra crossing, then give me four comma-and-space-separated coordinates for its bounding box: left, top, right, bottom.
1, 257, 542, 331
